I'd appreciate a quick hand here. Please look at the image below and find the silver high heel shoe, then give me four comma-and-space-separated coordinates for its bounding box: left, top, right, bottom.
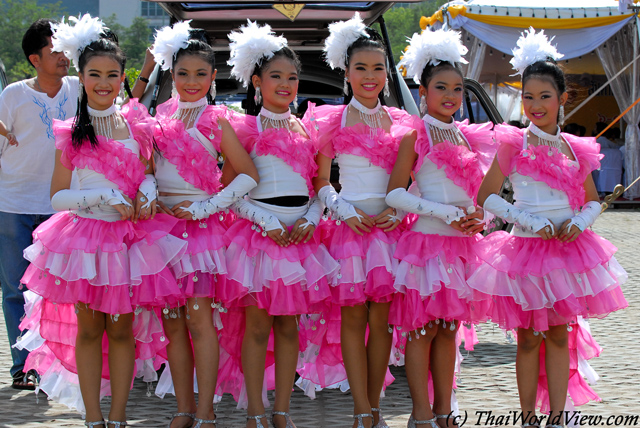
354, 413, 373, 428
436, 414, 458, 427
167, 412, 195, 428
407, 415, 438, 428
193, 416, 217, 427
271, 411, 295, 428
372, 408, 389, 428
247, 414, 267, 428
84, 422, 105, 427
106, 422, 127, 428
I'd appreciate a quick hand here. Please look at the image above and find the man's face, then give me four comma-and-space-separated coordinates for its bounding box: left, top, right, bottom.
32, 37, 70, 79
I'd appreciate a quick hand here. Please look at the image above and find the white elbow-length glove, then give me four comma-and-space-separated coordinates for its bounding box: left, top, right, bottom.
51, 188, 131, 212
184, 173, 257, 220
483, 193, 554, 234
138, 174, 157, 210
232, 196, 286, 235
298, 197, 323, 229
566, 201, 601, 231
318, 185, 362, 222
386, 187, 465, 225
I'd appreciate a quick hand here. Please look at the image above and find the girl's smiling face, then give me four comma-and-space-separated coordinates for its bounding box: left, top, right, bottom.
172, 54, 216, 102
522, 76, 568, 134
420, 68, 463, 123
346, 48, 387, 108
79, 55, 125, 110
253, 57, 299, 113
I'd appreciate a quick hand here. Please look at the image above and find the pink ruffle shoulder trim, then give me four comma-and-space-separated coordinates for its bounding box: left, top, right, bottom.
121, 99, 155, 159
53, 118, 146, 200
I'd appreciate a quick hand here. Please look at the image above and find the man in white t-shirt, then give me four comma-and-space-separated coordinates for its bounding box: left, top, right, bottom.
0, 19, 79, 390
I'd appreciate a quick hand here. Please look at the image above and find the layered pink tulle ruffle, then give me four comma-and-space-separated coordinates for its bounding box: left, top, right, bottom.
22, 212, 187, 314
222, 219, 338, 315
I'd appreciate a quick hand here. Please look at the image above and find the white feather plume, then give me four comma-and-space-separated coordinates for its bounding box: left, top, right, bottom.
324, 12, 369, 70
151, 20, 193, 71
510, 27, 564, 76
399, 29, 468, 84
51, 14, 105, 72
227, 20, 288, 88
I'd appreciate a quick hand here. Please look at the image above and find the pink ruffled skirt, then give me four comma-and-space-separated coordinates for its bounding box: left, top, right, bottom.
467, 230, 628, 332
321, 220, 401, 306
22, 212, 187, 314
221, 219, 338, 316
167, 216, 228, 303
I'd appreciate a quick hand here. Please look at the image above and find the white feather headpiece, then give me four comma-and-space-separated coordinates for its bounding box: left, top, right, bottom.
399, 29, 468, 84
151, 20, 193, 71
510, 27, 564, 76
51, 14, 105, 72
324, 12, 369, 70
227, 20, 288, 88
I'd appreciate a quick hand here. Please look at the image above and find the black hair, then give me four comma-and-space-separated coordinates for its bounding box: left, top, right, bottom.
22, 19, 55, 67
564, 122, 582, 136
173, 29, 217, 105
521, 59, 567, 126
72, 32, 127, 150
245, 46, 302, 116
419, 61, 463, 89
343, 27, 389, 105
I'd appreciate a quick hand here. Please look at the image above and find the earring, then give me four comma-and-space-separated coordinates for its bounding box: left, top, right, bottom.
343, 77, 349, 96
171, 81, 178, 99
78, 83, 84, 104
254, 86, 262, 104
383, 78, 390, 98
118, 82, 125, 101
558, 105, 565, 126
459, 100, 464, 118
293, 95, 298, 110
420, 95, 428, 116
210, 81, 216, 100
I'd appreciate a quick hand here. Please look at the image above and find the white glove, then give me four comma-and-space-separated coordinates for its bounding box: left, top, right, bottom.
233, 196, 285, 234
138, 174, 157, 210
51, 188, 131, 212
317, 185, 362, 221
184, 173, 257, 220
483, 193, 554, 234
465, 205, 495, 229
567, 201, 601, 231
299, 197, 323, 229
386, 187, 465, 225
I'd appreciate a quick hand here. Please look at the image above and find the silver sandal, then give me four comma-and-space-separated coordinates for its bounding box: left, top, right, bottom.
354, 413, 373, 428
522, 424, 540, 428
84, 422, 105, 427
372, 408, 389, 428
193, 417, 217, 428
106, 422, 127, 428
271, 411, 295, 428
407, 415, 438, 428
436, 414, 457, 427
167, 412, 195, 428
247, 414, 267, 428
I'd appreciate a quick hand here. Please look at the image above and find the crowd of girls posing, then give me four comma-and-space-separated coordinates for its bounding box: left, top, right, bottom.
14, 11, 627, 428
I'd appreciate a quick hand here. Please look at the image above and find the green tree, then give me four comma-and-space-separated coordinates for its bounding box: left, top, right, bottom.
0, 0, 63, 83
384, 0, 449, 63
103, 15, 151, 71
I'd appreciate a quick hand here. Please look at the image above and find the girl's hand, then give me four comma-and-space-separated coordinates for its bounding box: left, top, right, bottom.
156, 200, 174, 216
6, 133, 18, 146
535, 223, 555, 240
344, 208, 375, 236
172, 201, 195, 220
134, 190, 157, 222
460, 207, 485, 236
114, 195, 134, 221
448, 206, 468, 233
267, 220, 290, 247
289, 218, 316, 244
556, 219, 582, 242
373, 207, 401, 232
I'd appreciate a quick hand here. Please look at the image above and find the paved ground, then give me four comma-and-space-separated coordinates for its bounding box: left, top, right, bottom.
0, 211, 638, 427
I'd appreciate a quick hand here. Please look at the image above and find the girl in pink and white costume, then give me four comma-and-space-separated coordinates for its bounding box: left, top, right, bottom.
469, 29, 628, 427
147, 22, 259, 428
222, 21, 337, 428
385, 29, 494, 428
16, 15, 186, 428
301, 14, 417, 428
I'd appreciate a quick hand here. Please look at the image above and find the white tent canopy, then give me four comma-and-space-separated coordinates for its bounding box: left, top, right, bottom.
428, 0, 640, 198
